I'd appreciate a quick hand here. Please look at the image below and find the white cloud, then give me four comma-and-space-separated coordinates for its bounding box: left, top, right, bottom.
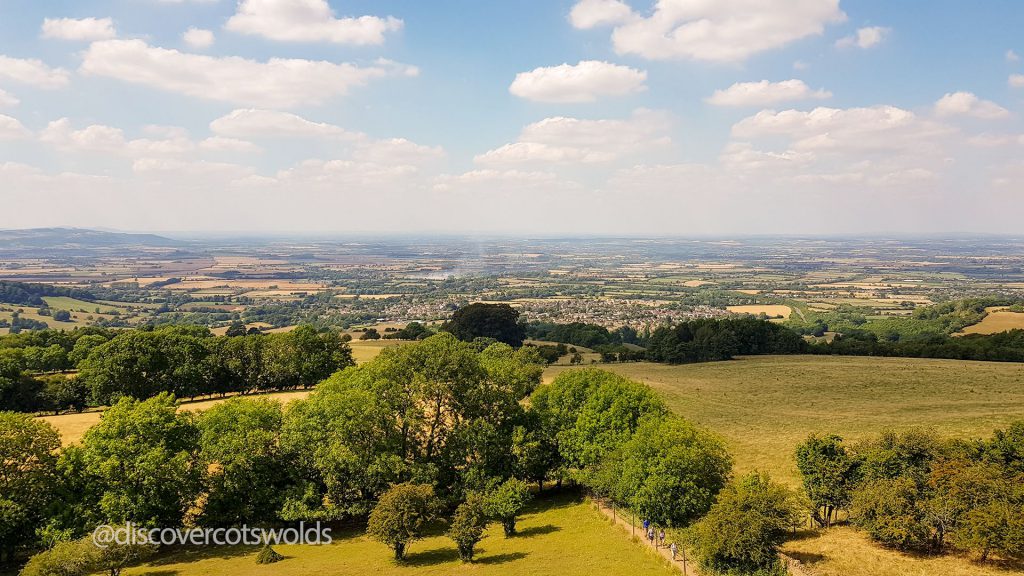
183, 27, 215, 49
433, 169, 574, 193
209, 108, 357, 139
732, 106, 954, 154
1006, 49, 1019, 63
41, 17, 116, 41
226, 0, 402, 45
79, 39, 417, 108
132, 158, 254, 181
476, 109, 671, 165
1010, 74, 1024, 88
707, 79, 831, 107
0, 55, 70, 89
509, 60, 647, 103
0, 114, 30, 140
569, 0, 634, 29
934, 92, 1010, 120
199, 136, 261, 153
0, 89, 18, 108
353, 138, 444, 165
572, 0, 845, 62
836, 26, 889, 49
39, 118, 194, 156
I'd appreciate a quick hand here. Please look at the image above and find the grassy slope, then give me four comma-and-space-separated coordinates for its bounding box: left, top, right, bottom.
124, 494, 677, 576
548, 356, 1024, 576
546, 356, 1024, 485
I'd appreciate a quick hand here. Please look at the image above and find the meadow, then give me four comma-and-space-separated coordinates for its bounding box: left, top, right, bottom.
122, 493, 678, 576
957, 307, 1024, 335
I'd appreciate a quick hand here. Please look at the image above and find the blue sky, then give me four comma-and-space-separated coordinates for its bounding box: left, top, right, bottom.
0, 0, 1022, 235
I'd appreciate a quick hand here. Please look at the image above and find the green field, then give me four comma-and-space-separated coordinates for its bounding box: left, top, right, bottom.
41, 296, 126, 314
547, 356, 1024, 486
123, 494, 677, 576
548, 356, 1024, 576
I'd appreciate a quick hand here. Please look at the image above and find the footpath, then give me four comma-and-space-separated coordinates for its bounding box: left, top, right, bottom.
592, 500, 700, 575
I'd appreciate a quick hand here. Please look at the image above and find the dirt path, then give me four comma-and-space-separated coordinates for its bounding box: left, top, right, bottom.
592, 500, 701, 575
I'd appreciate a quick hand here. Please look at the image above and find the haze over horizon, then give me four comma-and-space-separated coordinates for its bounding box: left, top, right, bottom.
1, 1, 1023, 235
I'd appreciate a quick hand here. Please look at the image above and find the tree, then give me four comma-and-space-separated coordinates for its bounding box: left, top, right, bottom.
367, 483, 439, 561
690, 472, 800, 574
360, 328, 381, 340
197, 398, 287, 526
608, 416, 732, 527
224, 320, 247, 338
0, 412, 60, 562
443, 303, 526, 347
795, 434, 861, 527
484, 478, 532, 537
448, 493, 489, 562
850, 476, 931, 551
530, 368, 667, 473
59, 393, 202, 530
52, 310, 71, 322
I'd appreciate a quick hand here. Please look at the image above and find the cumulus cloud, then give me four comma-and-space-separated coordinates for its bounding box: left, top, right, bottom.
731, 106, 953, 153
707, 79, 831, 107
39, 117, 195, 156
226, 0, 402, 45
0, 114, 30, 140
182, 27, 215, 49
569, 0, 634, 29
509, 60, 647, 103
41, 17, 116, 41
0, 89, 18, 108
836, 26, 889, 49
209, 108, 357, 139
476, 109, 671, 165
199, 136, 261, 153
79, 40, 417, 108
1010, 74, 1024, 88
352, 138, 445, 165
569, 0, 845, 62
934, 92, 1010, 120
1007, 49, 1020, 63
0, 55, 70, 88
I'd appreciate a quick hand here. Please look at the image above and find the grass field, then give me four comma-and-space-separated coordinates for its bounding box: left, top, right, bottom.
547, 356, 1024, 485
957, 307, 1024, 335
123, 493, 677, 576
726, 304, 792, 318
41, 296, 126, 314
548, 356, 1024, 576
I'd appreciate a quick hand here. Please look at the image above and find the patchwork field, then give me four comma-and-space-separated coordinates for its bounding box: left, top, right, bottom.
123, 494, 677, 576
726, 304, 792, 318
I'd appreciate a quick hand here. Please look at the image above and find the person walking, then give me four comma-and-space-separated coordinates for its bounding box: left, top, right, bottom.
659, 529, 665, 547
642, 518, 650, 532
647, 527, 655, 545
670, 541, 678, 560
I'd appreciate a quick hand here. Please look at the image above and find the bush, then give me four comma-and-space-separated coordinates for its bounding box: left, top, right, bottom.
484, 478, 532, 537
448, 493, 489, 561
255, 543, 284, 564
367, 483, 439, 560
690, 472, 799, 574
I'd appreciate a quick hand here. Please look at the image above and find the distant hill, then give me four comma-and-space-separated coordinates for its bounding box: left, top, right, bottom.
0, 228, 182, 249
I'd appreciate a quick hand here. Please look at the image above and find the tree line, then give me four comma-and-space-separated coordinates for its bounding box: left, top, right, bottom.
0, 325, 354, 413
795, 425, 1024, 561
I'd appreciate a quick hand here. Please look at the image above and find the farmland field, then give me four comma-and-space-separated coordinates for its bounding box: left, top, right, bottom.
122, 493, 677, 576
957, 307, 1024, 335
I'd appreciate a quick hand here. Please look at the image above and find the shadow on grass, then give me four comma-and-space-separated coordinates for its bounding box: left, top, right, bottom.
475, 551, 528, 565
145, 544, 256, 566
514, 524, 560, 538
785, 551, 826, 565
402, 546, 460, 566
133, 571, 181, 576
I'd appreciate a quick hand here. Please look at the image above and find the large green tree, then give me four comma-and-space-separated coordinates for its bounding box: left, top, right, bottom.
795, 434, 861, 527
0, 412, 60, 562
443, 303, 526, 347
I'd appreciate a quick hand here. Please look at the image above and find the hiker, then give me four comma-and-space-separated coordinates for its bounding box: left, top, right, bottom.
670, 542, 678, 560
647, 528, 655, 545
659, 529, 665, 546
642, 518, 650, 532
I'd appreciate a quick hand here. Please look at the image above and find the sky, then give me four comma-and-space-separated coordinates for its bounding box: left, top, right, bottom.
0, 0, 1023, 236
